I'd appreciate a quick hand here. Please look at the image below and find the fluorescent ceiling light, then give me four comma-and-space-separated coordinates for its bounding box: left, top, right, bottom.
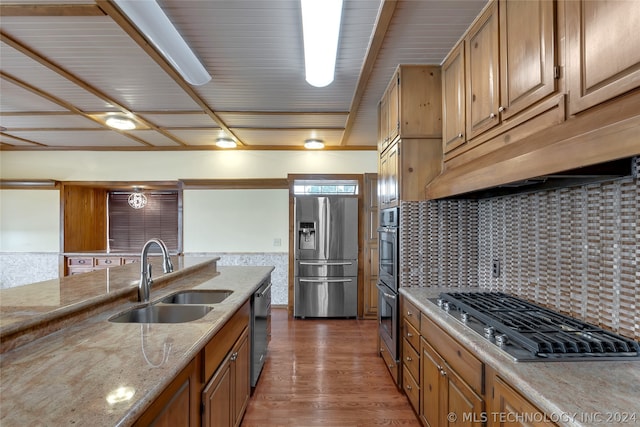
113, 0, 211, 86
216, 137, 237, 148
105, 115, 136, 130
304, 139, 325, 149
300, 0, 343, 87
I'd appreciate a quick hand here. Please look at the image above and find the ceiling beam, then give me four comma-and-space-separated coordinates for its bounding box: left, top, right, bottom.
0, 4, 105, 17
0, 131, 48, 147
96, 0, 246, 147
340, 0, 398, 145
0, 31, 189, 147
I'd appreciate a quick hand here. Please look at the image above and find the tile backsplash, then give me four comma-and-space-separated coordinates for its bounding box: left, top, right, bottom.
403, 157, 639, 340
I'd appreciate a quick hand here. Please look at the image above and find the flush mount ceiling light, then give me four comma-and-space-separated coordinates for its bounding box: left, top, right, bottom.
105, 115, 136, 130
304, 138, 325, 149
216, 137, 237, 148
113, 0, 211, 86
128, 191, 147, 209
300, 0, 344, 87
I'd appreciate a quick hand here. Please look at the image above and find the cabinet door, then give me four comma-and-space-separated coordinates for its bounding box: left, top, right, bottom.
203, 358, 233, 427
499, 0, 556, 120
379, 93, 389, 151
446, 366, 484, 427
378, 150, 389, 207
420, 338, 442, 427
566, 0, 640, 114
388, 72, 400, 143
232, 331, 250, 427
466, 0, 500, 140
491, 376, 556, 427
386, 142, 399, 207
442, 41, 467, 153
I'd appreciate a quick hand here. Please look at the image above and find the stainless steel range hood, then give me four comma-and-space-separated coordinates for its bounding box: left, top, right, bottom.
445, 157, 636, 199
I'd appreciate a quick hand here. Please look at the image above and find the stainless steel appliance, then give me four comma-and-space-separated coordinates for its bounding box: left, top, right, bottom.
251, 279, 271, 387
434, 292, 640, 362
294, 196, 358, 318
377, 207, 400, 363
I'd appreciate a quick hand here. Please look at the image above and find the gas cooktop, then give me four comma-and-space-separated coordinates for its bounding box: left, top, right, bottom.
433, 292, 640, 362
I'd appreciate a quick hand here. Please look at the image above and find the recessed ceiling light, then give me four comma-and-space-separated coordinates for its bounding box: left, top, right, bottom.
105, 115, 136, 130
304, 139, 325, 149
216, 137, 237, 148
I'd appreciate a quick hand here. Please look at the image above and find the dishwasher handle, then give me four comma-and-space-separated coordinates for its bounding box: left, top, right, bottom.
299, 278, 353, 283
256, 282, 272, 297
298, 261, 354, 266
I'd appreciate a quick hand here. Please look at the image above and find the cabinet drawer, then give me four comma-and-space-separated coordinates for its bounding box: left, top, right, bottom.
402, 337, 420, 382
421, 315, 483, 394
94, 257, 121, 267
402, 365, 420, 414
403, 319, 420, 351
67, 257, 93, 267
380, 340, 399, 385
403, 298, 421, 331
122, 257, 139, 264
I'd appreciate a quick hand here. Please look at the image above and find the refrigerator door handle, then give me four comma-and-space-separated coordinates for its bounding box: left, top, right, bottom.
299, 278, 353, 283
298, 261, 354, 266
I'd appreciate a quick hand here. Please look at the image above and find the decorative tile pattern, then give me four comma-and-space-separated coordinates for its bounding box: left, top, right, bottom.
401, 157, 639, 340
0, 253, 59, 289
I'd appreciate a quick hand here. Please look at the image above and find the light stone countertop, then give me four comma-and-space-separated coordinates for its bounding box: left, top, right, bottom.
0, 258, 274, 426
400, 287, 640, 427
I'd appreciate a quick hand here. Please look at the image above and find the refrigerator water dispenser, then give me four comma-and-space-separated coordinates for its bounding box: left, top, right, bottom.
298, 222, 316, 250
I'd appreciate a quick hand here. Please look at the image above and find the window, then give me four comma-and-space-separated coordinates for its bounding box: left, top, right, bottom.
293, 179, 359, 195
108, 192, 179, 252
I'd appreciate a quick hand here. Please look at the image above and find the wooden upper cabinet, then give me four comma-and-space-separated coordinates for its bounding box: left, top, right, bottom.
378, 65, 443, 152
499, 0, 556, 120
465, 0, 500, 140
566, 0, 640, 115
442, 40, 467, 154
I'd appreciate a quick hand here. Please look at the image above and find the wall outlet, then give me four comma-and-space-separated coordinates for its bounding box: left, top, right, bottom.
273, 238, 282, 247
492, 260, 501, 278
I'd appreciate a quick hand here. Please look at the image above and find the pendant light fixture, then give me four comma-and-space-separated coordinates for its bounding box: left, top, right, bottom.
128, 191, 147, 209
300, 0, 344, 87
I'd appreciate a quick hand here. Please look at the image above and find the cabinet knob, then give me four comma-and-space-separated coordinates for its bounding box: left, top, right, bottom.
105, 259, 112, 264
231, 352, 238, 361
406, 356, 412, 362
440, 369, 447, 377
489, 113, 496, 119
406, 384, 412, 391
457, 133, 463, 139
79, 259, 86, 264
498, 106, 506, 112
407, 311, 413, 316
407, 332, 413, 338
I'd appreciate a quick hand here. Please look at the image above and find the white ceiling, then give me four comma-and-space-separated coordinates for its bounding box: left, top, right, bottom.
0, 0, 487, 151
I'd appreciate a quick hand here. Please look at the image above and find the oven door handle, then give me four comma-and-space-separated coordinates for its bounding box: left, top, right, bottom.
376, 283, 397, 300
299, 261, 354, 266
299, 278, 352, 283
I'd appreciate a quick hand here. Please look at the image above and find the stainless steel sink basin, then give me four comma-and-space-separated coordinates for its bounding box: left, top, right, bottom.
109, 304, 213, 323
160, 290, 233, 305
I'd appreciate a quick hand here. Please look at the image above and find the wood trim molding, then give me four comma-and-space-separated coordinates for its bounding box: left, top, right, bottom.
426, 92, 640, 199
340, 0, 398, 146
181, 179, 289, 190
0, 4, 105, 17
0, 180, 59, 189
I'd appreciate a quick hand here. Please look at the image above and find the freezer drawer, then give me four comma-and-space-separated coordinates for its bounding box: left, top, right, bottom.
294, 277, 357, 318
295, 260, 358, 277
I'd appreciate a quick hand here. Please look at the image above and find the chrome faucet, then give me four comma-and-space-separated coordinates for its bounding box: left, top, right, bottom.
138, 238, 174, 303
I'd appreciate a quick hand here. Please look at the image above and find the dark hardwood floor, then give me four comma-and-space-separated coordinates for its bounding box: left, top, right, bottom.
241, 308, 421, 427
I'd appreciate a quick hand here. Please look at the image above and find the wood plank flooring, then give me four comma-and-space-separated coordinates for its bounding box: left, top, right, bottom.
241, 308, 421, 427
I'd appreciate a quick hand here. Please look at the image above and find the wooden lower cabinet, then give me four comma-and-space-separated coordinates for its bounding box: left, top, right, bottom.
488, 371, 557, 427
203, 328, 250, 427
420, 338, 483, 427
133, 358, 199, 427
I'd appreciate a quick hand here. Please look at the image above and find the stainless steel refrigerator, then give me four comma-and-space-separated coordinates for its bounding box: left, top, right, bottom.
294, 196, 358, 318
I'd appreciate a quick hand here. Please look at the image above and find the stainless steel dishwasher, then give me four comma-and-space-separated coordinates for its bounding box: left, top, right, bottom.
251, 278, 271, 388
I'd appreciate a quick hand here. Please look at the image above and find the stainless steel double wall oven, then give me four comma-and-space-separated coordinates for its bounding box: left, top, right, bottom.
377, 207, 400, 362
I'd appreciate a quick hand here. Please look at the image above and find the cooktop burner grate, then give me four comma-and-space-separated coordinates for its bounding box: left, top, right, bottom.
438, 292, 640, 357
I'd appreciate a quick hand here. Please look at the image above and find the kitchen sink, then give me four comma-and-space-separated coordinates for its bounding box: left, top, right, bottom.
109, 304, 213, 323
160, 290, 233, 305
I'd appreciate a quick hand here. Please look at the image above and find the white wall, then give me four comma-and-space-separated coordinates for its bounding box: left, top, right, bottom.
184, 189, 289, 252
0, 190, 59, 252
0, 150, 377, 180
